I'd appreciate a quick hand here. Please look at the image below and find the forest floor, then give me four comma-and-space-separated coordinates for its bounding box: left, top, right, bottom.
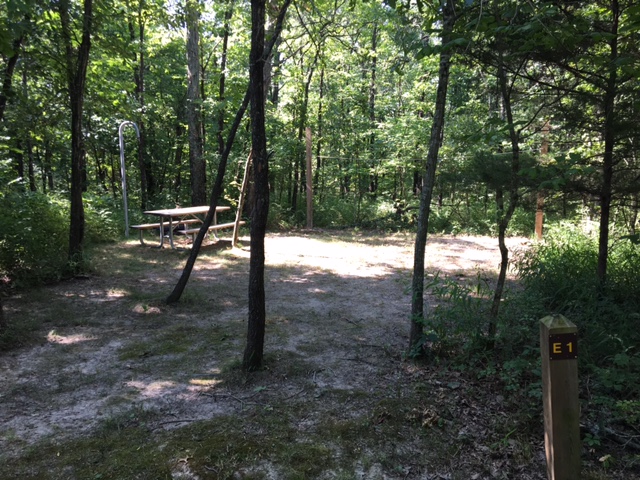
0, 231, 625, 479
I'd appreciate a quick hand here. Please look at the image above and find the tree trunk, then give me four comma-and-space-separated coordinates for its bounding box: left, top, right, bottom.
409, 1, 456, 351
243, 0, 269, 371
59, 0, 92, 266
186, 0, 206, 206
44, 142, 54, 192
314, 67, 324, 193
369, 22, 378, 194
217, 0, 234, 157
166, 0, 292, 308
27, 139, 36, 192
597, 0, 619, 286
0, 34, 24, 122
293, 54, 317, 213
630, 193, 639, 235
14, 139, 24, 185
173, 122, 185, 200
129, 2, 152, 209
489, 188, 509, 329
487, 55, 520, 341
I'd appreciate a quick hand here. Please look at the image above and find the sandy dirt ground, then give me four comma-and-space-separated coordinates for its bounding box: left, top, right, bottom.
1, 232, 544, 479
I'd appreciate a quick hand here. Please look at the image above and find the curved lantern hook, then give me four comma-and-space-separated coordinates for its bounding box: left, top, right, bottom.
118, 121, 140, 237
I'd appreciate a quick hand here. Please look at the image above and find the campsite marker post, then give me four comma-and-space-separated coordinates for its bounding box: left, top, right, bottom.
540, 314, 580, 480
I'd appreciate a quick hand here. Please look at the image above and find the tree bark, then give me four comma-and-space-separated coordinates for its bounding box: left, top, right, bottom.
487, 56, 520, 340
597, 0, 619, 286
173, 122, 185, 200
369, 22, 378, 194
0, 34, 24, 123
243, 0, 269, 371
186, 0, 206, 206
217, 0, 235, 157
129, 1, 152, 209
630, 193, 639, 235
293, 53, 318, 213
165, 0, 292, 307
314, 67, 325, 193
409, 1, 456, 351
59, 0, 92, 266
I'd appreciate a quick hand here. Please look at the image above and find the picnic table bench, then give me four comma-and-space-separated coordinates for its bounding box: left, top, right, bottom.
131, 205, 242, 249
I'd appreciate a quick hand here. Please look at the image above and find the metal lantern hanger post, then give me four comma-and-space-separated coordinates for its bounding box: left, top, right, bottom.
118, 121, 140, 237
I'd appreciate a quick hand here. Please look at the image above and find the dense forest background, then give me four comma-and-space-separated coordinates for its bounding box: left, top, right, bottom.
1, 1, 639, 268
2, 1, 640, 279
1, 0, 640, 470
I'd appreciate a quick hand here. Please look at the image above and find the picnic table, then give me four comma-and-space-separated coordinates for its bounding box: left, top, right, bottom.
130, 205, 238, 249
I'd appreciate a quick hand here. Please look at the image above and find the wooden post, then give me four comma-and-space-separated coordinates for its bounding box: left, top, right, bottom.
536, 192, 545, 241
536, 121, 550, 240
540, 314, 580, 480
305, 127, 313, 229
232, 151, 252, 248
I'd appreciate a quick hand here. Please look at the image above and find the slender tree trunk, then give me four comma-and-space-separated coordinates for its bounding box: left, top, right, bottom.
27, 141, 36, 191
314, 67, 324, 192
243, 0, 269, 371
186, 0, 206, 206
130, 1, 152, 209
293, 54, 317, 213
173, 122, 185, 200
166, 0, 292, 307
597, 0, 619, 285
0, 34, 24, 122
0, 279, 6, 334
487, 56, 520, 340
21, 67, 36, 192
369, 22, 378, 194
217, 0, 234, 157
630, 193, 638, 235
59, 0, 92, 265
44, 142, 54, 192
409, 1, 456, 351
535, 121, 550, 240
0, 31, 21, 330
14, 139, 24, 185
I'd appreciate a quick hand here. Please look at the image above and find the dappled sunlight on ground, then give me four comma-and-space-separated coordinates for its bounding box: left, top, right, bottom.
125, 380, 177, 398
263, 234, 413, 277
132, 304, 163, 314
1, 232, 547, 479
47, 331, 98, 345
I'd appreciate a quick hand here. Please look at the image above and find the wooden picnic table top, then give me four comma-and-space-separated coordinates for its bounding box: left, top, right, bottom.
143, 205, 231, 217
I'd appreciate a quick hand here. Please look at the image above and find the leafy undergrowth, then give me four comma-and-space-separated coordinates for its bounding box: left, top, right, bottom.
0, 232, 637, 479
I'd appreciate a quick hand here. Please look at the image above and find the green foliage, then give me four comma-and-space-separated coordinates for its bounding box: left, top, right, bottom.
84, 194, 124, 244
414, 223, 640, 444
513, 224, 640, 425
411, 271, 493, 360
0, 191, 69, 287
0, 191, 122, 289
516, 223, 600, 313
427, 203, 534, 237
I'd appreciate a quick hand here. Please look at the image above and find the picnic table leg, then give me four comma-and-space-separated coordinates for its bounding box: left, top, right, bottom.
212, 210, 220, 242
158, 218, 166, 248
169, 217, 176, 249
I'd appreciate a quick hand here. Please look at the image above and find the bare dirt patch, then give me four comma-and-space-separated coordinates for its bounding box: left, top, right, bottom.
1, 232, 545, 479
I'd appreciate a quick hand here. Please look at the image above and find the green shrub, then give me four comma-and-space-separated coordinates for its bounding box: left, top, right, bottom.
513, 224, 640, 402
0, 191, 69, 287
0, 192, 122, 288
410, 271, 493, 360
515, 223, 600, 312
417, 223, 640, 436
84, 194, 125, 243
